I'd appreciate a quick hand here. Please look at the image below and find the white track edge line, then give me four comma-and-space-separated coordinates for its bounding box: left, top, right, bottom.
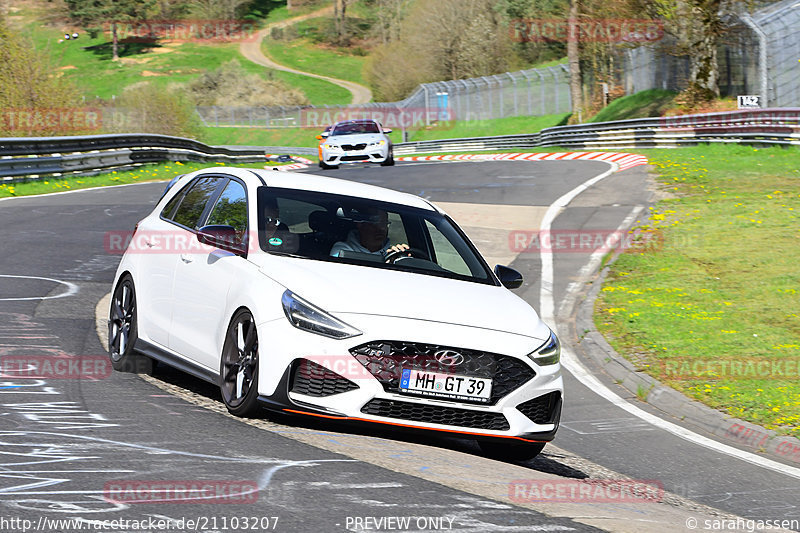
538, 162, 800, 481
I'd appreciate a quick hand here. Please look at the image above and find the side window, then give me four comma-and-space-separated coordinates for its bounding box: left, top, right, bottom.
206, 180, 248, 242
160, 188, 184, 220
170, 177, 220, 229
424, 220, 471, 276
387, 212, 408, 246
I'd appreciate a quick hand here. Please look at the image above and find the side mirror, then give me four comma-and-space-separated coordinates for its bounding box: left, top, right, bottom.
383, 128, 392, 134
494, 265, 523, 289
316, 135, 322, 140
197, 225, 246, 257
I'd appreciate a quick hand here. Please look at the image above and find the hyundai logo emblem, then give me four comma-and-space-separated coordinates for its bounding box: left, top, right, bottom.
433, 350, 465, 366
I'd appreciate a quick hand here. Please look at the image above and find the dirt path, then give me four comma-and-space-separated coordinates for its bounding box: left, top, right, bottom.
240, 6, 373, 105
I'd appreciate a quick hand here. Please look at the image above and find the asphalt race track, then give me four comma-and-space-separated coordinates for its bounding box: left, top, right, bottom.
0, 159, 798, 533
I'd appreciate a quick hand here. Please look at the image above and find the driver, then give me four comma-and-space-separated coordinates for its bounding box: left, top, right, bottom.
330, 207, 410, 259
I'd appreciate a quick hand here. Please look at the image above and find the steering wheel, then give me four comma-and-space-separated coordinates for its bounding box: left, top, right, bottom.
384, 247, 429, 264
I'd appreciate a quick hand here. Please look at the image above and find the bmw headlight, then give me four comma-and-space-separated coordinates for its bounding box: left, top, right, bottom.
324, 144, 339, 150
528, 329, 560, 366
281, 290, 361, 339
369, 140, 386, 146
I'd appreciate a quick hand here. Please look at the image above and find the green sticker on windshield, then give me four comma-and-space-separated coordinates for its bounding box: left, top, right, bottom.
268, 237, 283, 246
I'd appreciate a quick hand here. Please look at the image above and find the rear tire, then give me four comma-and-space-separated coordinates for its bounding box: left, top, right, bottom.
478, 440, 546, 462
108, 275, 152, 374
219, 309, 261, 417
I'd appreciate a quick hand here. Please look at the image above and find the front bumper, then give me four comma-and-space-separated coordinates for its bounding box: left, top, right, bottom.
322, 145, 389, 164
255, 314, 563, 441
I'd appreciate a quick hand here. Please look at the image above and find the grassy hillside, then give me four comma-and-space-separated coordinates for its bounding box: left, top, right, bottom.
589, 89, 677, 123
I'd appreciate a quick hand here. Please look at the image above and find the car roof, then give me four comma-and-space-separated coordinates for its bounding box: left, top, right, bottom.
201, 167, 437, 212
334, 119, 379, 125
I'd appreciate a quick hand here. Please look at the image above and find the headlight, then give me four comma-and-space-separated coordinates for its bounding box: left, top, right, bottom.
528, 329, 560, 366
281, 290, 361, 339
369, 140, 386, 146
324, 144, 339, 150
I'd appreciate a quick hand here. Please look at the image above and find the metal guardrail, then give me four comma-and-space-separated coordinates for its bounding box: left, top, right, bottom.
2, 109, 798, 180
0, 134, 275, 181
395, 108, 800, 155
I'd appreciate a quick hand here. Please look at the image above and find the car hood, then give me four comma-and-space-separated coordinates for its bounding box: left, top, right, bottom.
327, 133, 384, 145
253, 256, 549, 342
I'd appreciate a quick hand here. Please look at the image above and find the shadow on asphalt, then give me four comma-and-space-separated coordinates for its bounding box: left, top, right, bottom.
147, 361, 588, 479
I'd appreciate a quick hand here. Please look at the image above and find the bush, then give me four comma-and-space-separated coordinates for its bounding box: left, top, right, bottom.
0, 16, 81, 136
103, 82, 203, 139
187, 59, 308, 107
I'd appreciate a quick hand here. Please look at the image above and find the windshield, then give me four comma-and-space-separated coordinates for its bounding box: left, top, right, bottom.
331, 121, 381, 136
257, 187, 494, 284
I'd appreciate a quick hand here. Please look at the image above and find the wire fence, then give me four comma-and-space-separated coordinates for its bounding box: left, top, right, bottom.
621, 0, 799, 107
195, 1, 797, 130
195, 65, 572, 129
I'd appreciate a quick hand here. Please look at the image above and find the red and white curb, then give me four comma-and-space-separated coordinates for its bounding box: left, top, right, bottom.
396, 152, 649, 172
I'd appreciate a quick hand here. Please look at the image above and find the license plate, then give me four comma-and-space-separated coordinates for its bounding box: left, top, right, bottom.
400, 369, 492, 402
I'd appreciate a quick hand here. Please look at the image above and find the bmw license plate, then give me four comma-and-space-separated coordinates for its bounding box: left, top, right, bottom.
400, 369, 492, 403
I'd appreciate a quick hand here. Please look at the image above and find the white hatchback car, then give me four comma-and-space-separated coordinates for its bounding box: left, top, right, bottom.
318, 119, 393, 169
109, 168, 562, 460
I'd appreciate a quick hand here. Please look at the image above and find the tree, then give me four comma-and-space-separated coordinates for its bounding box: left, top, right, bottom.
642, 0, 724, 101
64, 0, 154, 61
333, 0, 348, 44
567, 0, 583, 123
365, 0, 513, 100
0, 17, 81, 136
373, 0, 413, 44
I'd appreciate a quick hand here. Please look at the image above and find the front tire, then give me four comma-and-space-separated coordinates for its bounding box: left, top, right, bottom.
380, 149, 395, 166
220, 309, 261, 417
478, 440, 546, 462
319, 160, 338, 170
108, 275, 152, 374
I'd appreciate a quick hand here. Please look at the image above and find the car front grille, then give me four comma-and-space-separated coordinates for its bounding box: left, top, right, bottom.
290, 359, 359, 397
341, 155, 369, 161
342, 143, 367, 151
350, 341, 536, 405
361, 398, 510, 431
517, 391, 561, 424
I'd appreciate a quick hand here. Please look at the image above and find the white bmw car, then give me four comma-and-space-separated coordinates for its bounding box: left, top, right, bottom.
109, 167, 562, 460
318, 119, 394, 170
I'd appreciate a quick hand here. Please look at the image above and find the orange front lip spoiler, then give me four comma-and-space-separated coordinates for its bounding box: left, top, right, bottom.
282, 408, 547, 443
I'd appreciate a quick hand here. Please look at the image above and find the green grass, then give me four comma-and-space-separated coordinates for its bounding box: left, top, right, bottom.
263, 23, 368, 86
589, 89, 677, 123
0, 160, 283, 198
595, 144, 800, 436
254, 0, 331, 27
201, 114, 570, 148
407, 114, 571, 141
28, 9, 349, 105
202, 127, 323, 148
